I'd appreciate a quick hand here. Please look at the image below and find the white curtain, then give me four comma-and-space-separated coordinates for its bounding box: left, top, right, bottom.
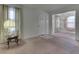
0, 5, 4, 43
15, 8, 21, 39
0, 5, 21, 43
3, 5, 8, 43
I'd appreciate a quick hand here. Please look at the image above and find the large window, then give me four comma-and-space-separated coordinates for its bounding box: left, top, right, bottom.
8, 7, 15, 20
2, 6, 21, 43
66, 16, 75, 29
8, 8, 15, 32
56, 17, 60, 28
8, 7, 16, 33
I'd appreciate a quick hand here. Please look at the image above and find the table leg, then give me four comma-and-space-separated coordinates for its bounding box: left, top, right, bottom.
7, 40, 9, 48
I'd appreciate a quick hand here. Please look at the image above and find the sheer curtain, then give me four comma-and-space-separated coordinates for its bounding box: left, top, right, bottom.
3, 5, 8, 43
0, 5, 4, 43
15, 8, 21, 39
0, 5, 21, 43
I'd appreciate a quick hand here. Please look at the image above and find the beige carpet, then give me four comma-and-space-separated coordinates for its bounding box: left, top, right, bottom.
0, 33, 79, 54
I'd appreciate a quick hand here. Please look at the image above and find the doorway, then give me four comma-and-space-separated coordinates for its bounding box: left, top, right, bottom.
52, 11, 76, 40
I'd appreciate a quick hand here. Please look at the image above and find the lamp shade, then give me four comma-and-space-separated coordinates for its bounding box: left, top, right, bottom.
4, 20, 15, 29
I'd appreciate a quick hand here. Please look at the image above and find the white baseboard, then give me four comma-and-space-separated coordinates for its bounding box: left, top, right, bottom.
23, 34, 41, 40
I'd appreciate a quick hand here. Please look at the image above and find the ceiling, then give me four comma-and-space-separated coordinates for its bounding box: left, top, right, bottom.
24, 4, 73, 12
56, 11, 76, 17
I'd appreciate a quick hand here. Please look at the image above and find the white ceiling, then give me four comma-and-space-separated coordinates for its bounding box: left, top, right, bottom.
24, 4, 73, 12
56, 11, 76, 17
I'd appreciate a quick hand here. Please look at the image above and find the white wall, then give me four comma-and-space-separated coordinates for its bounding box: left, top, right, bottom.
37, 10, 49, 35
22, 6, 49, 39
22, 6, 39, 39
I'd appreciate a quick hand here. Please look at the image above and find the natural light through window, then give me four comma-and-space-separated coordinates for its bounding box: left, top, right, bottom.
8, 7, 16, 33
67, 16, 75, 29
8, 7, 15, 20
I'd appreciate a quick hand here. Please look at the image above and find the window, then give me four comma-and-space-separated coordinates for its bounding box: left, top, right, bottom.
8, 7, 16, 33
8, 7, 15, 20
3, 6, 21, 43
66, 16, 75, 29
56, 17, 60, 28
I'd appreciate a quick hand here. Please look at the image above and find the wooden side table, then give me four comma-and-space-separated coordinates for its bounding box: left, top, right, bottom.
7, 35, 19, 48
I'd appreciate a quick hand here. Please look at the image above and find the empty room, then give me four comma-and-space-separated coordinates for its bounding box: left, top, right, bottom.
0, 4, 79, 54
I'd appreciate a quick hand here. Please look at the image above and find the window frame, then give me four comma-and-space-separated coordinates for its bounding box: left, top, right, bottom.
65, 16, 75, 31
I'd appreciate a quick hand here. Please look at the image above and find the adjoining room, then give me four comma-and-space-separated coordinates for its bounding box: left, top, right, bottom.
52, 11, 76, 40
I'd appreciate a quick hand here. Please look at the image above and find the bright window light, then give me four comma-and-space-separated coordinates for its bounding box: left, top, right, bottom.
67, 16, 75, 29
6, 7, 16, 33
8, 7, 15, 20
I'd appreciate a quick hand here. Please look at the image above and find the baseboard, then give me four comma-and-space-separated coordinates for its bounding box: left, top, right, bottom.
23, 34, 41, 40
